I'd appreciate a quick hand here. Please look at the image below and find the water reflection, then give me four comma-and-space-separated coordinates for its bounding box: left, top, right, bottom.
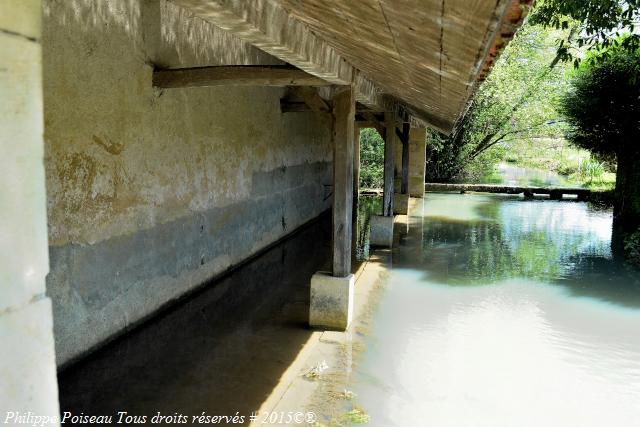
356, 196, 382, 262
495, 163, 573, 187
398, 193, 640, 308
352, 193, 640, 427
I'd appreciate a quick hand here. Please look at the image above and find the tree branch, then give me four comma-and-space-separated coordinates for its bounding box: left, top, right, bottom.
469, 120, 563, 160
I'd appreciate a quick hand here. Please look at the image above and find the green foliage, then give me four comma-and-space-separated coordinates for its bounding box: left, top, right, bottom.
340, 407, 370, 424
529, 0, 640, 65
426, 24, 569, 182
499, 137, 617, 190
509, 137, 587, 173
359, 128, 384, 188
561, 46, 640, 157
624, 229, 640, 266
562, 42, 640, 234
580, 159, 605, 183
571, 158, 617, 191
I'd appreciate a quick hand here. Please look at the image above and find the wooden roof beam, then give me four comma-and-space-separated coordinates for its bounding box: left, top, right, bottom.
153, 65, 333, 88
361, 112, 383, 128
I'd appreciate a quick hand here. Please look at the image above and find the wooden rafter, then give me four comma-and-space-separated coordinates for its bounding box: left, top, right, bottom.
153, 65, 331, 88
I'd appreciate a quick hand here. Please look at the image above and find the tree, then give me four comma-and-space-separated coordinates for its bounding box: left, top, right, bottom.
426, 24, 569, 182
561, 46, 640, 233
530, 0, 640, 65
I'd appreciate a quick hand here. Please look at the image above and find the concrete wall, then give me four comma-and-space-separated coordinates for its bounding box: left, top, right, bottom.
42, 0, 333, 367
0, 0, 60, 420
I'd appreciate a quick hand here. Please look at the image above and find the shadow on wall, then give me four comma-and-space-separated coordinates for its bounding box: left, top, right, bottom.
57, 214, 331, 420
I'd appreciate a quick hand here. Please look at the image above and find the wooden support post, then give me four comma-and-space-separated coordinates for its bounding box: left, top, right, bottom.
401, 122, 410, 195
309, 87, 355, 329
383, 112, 396, 217
332, 87, 356, 278
393, 129, 403, 192
408, 127, 427, 197
352, 126, 361, 263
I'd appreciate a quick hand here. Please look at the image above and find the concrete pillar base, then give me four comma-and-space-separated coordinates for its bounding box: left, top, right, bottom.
394, 193, 410, 215
370, 215, 394, 248
309, 272, 354, 330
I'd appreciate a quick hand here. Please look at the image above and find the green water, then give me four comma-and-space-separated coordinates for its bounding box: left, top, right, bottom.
352, 193, 640, 426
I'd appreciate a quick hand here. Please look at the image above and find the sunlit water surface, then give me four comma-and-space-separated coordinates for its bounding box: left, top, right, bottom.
494, 163, 574, 187
353, 193, 640, 427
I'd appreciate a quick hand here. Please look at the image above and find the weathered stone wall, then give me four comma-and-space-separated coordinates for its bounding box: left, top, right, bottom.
0, 0, 60, 420
42, 0, 333, 367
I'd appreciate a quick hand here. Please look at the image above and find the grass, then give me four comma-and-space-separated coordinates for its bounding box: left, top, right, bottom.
572, 171, 616, 191
340, 407, 370, 424
503, 138, 590, 173
501, 137, 617, 191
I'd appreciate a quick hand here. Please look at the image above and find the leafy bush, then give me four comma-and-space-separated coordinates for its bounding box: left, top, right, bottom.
359, 128, 385, 188
561, 43, 640, 231
579, 159, 605, 183
561, 46, 640, 157
556, 163, 578, 176
530, 0, 640, 65
624, 230, 640, 266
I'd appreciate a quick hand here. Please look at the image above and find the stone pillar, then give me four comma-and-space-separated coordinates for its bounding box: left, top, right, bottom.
401, 124, 410, 195
309, 87, 355, 330
0, 1, 60, 422
393, 129, 403, 193
409, 127, 427, 198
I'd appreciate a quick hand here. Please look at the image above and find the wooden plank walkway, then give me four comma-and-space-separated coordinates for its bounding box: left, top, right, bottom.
425, 183, 590, 201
